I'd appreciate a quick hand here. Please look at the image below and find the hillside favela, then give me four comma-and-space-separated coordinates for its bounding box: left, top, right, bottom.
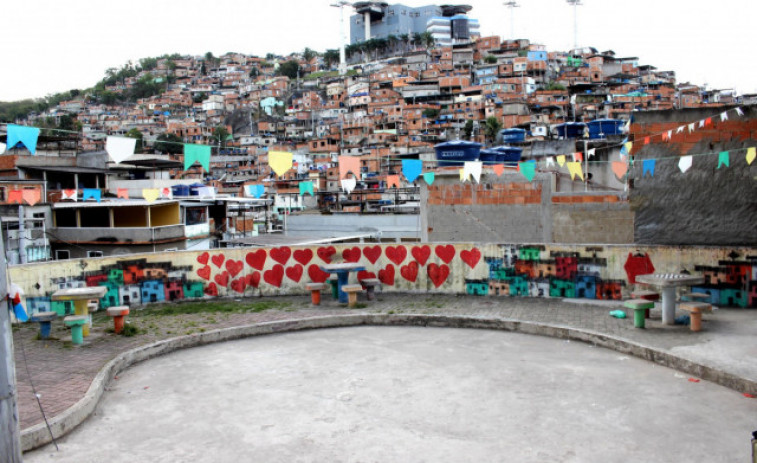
2, 2, 757, 462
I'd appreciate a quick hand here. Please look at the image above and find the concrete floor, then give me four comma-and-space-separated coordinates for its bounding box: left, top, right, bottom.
25, 326, 756, 463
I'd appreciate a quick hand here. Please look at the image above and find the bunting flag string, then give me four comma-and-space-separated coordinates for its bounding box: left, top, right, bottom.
106, 136, 137, 164
184, 143, 211, 172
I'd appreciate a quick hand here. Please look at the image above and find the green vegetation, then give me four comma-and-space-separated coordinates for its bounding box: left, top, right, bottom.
422, 108, 440, 119
277, 60, 301, 80
484, 116, 503, 143
484, 55, 498, 64
121, 323, 140, 337
543, 81, 567, 91
132, 300, 292, 317
154, 133, 184, 154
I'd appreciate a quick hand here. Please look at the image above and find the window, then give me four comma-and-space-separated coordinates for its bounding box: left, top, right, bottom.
87, 251, 104, 258
56, 250, 70, 260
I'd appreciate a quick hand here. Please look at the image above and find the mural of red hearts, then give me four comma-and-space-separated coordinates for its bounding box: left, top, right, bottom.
225, 259, 244, 277
204, 282, 218, 296
264, 264, 284, 287
460, 248, 482, 269
385, 245, 407, 266
214, 271, 229, 287
411, 245, 431, 266
435, 245, 456, 264
400, 261, 419, 282
378, 264, 395, 286
317, 246, 336, 263
357, 270, 376, 281
197, 251, 209, 265
286, 264, 304, 282
427, 263, 450, 288
363, 245, 382, 264
230, 277, 246, 294
196, 265, 211, 281
293, 249, 314, 266
245, 249, 267, 271
308, 265, 330, 283
342, 247, 362, 263
270, 247, 292, 265
211, 253, 226, 268
246, 272, 261, 288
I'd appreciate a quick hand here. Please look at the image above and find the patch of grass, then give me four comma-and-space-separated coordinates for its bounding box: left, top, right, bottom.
121, 324, 140, 337
133, 300, 291, 317
424, 299, 444, 309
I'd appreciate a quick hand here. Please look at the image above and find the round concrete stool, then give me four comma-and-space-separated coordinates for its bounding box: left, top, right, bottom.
327, 276, 339, 299
64, 315, 89, 345
30, 311, 58, 339
305, 283, 326, 306
107, 306, 130, 334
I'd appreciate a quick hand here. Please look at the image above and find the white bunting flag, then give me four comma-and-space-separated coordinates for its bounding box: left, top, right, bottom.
735, 107, 744, 117
545, 157, 555, 167
341, 178, 356, 194
720, 111, 729, 122
0, 142, 5, 155
698, 119, 705, 128
678, 155, 693, 173
687, 123, 695, 133
105, 136, 137, 164
667, 130, 672, 140
587, 148, 596, 158
676, 126, 685, 134
463, 161, 483, 183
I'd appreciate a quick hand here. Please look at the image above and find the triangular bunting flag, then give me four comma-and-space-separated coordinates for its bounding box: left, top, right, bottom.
341, 178, 356, 194
142, 188, 159, 203
269, 151, 293, 177
82, 189, 101, 202
518, 161, 536, 182
22, 189, 40, 206
704, 117, 712, 127
338, 155, 360, 180
463, 161, 482, 183
621, 141, 633, 156
9, 283, 27, 323
556, 155, 566, 167
687, 123, 695, 133
642, 159, 656, 177
676, 126, 685, 134
735, 107, 744, 117
160, 187, 172, 199
698, 120, 705, 129
62, 189, 77, 201
545, 157, 555, 167
6, 124, 40, 154
643, 137, 650, 145
0, 142, 5, 155
299, 181, 314, 196
117, 188, 129, 199
573, 152, 583, 162
423, 172, 435, 185
196, 187, 215, 198
567, 162, 583, 181
718, 151, 729, 169
492, 164, 505, 176
401, 159, 422, 183
678, 156, 692, 173
459, 168, 467, 182
611, 161, 628, 179
106, 136, 137, 164
245, 184, 265, 198
747, 147, 756, 165
720, 111, 728, 122
662, 131, 670, 141
587, 148, 596, 158
8, 190, 22, 204
386, 175, 400, 188
184, 144, 211, 172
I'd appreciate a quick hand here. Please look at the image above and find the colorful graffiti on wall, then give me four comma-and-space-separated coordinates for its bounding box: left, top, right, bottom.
693, 257, 757, 308
469, 245, 625, 300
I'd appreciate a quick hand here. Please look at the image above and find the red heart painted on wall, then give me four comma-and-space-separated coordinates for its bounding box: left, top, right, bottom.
357, 270, 376, 281
286, 264, 304, 282
427, 263, 450, 288
270, 247, 292, 265
400, 261, 419, 283
435, 245, 455, 264
211, 253, 225, 268
411, 245, 431, 266
342, 247, 362, 263
385, 245, 407, 266
308, 265, 330, 283
264, 264, 284, 287
460, 248, 482, 269
230, 277, 246, 294
225, 259, 244, 277
293, 249, 313, 265
362, 246, 382, 264
378, 264, 395, 286
246, 272, 261, 288
196, 265, 211, 281
214, 271, 229, 287
245, 249, 267, 271
317, 246, 336, 263
204, 282, 218, 296
197, 251, 209, 265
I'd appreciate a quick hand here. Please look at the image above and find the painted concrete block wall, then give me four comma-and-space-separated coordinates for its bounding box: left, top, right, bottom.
8, 244, 757, 314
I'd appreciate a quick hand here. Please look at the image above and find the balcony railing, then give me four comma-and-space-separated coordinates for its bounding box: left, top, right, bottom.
50, 224, 186, 244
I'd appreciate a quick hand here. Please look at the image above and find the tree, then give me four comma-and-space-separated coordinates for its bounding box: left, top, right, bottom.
212, 125, 230, 148
57, 114, 79, 132
420, 31, 435, 49
484, 116, 503, 144
154, 133, 183, 155
277, 60, 300, 79
484, 55, 498, 64
125, 128, 143, 152
323, 49, 340, 69
463, 119, 474, 139
303, 47, 317, 63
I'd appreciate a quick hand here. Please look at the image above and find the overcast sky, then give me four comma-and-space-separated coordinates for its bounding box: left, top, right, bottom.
2, 0, 754, 101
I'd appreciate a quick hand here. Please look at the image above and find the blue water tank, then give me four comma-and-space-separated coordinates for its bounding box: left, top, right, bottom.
479, 148, 499, 164
434, 141, 482, 167
587, 119, 624, 139
492, 146, 523, 165
500, 128, 526, 143
554, 122, 587, 139
172, 184, 190, 197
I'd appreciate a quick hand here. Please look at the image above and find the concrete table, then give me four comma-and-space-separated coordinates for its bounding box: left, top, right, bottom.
636, 273, 704, 325
320, 263, 366, 304
52, 286, 107, 337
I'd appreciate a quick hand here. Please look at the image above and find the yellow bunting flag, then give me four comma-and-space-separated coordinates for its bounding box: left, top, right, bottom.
747, 147, 756, 165
459, 168, 467, 182
567, 162, 584, 181
623, 141, 633, 154
268, 151, 293, 177
556, 155, 566, 167
143, 188, 159, 203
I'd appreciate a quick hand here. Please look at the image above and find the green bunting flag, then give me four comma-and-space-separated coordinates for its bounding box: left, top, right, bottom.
717, 151, 729, 169
184, 144, 211, 172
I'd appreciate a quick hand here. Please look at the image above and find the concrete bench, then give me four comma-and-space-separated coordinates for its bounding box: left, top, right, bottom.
30, 311, 58, 340
305, 282, 326, 306
623, 299, 655, 329
341, 284, 364, 308
679, 302, 713, 332
63, 315, 89, 345
327, 275, 339, 299
360, 278, 381, 301
107, 306, 130, 334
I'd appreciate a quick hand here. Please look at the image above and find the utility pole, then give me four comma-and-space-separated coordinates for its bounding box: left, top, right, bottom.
0, 229, 23, 462
331, 1, 352, 76
566, 0, 582, 51
503, 1, 519, 39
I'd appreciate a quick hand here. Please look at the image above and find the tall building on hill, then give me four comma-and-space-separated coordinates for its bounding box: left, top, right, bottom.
350, 3, 479, 47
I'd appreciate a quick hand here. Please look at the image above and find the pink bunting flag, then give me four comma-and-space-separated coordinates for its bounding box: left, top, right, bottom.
22, 189, 40, 206
117, 188, 129, 199
338, 155, 361, 180
611, 161, 628, 179
492, 164, 505, 176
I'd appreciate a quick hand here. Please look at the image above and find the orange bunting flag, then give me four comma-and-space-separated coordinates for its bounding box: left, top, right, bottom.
22, 189, 40, 206
8, 190, 22, 204
117, 188, 129, 199
643, 137, 650, 145
338, 155, 361, 180
386, 175, 400, 188
662, 131, 670, 141
705, 117, 712, 126
573, 152, 583, 162
612, 161, 628, 179
492, 164, 505, 176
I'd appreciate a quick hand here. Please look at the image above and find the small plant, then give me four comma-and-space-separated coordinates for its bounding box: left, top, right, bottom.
121, 324, 140, 337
